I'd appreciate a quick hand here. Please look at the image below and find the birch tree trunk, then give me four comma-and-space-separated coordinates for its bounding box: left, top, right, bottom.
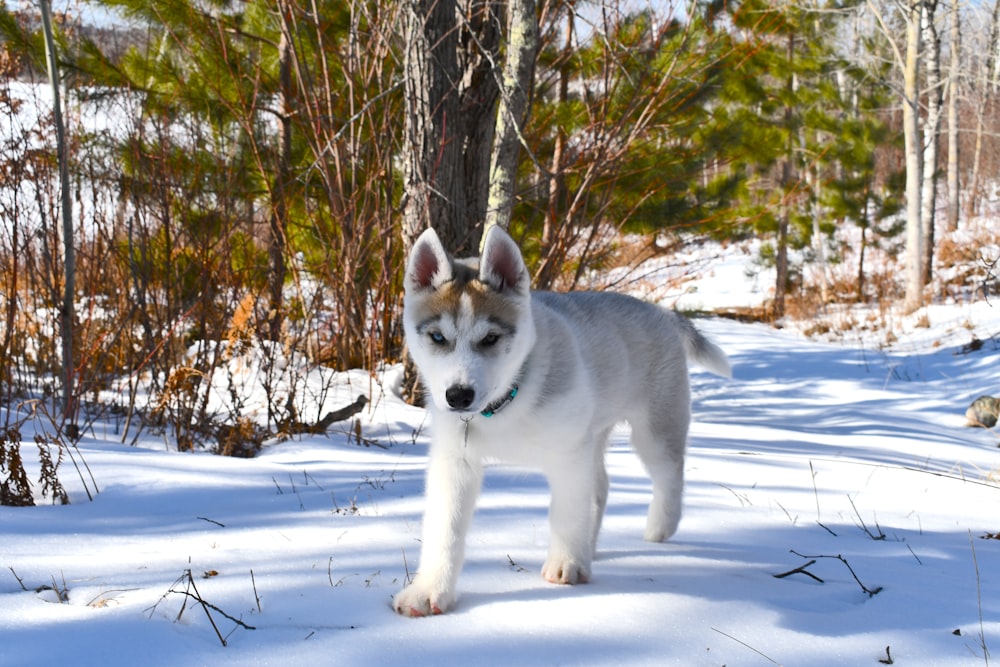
919, 0, 942, 285
808, 133, 829, 306
863, 0, 923, 310
481, 0, 538, 246
945, 0, 960, 231
39, 0, 76, 427
903, 0, 924, 312
967, 0, 1000, 219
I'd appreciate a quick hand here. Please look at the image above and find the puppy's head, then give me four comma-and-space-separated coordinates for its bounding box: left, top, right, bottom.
403, 227, 535, 415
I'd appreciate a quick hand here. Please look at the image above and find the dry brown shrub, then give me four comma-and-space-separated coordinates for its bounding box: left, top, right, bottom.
0, 427, 33, 507
226, 292, 257, 357
214, 417, 265, 458
150, 367, 205, 451
937, 236, 981, 267
34, 436, 68, 505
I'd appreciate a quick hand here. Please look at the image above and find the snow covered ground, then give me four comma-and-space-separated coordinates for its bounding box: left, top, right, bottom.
2, 218, 1000, 667
2, 296, 999, 666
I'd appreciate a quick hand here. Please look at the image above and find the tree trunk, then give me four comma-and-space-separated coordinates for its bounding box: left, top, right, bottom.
945, 0, 960, 231
857, 224, 867, 303
482, 0, 538, 246
919, 0, 942, 286
400, 0, 510, 402
401, 0, 501, 256
774, 32, 795, 320
268, 3, 293, 343
967, 0, 1000, 219
400, 0, 463, 404
775, 177, 790, 319
39, 0, 75, 427
536, 7, 572, 289
401, 0, 469, 253
903, 0, 924, 313
808, 146, 828, 306
458, 0, 502, 243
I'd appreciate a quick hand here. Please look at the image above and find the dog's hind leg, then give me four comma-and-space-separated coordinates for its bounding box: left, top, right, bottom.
541, 443, 603, 585
590, 428, 611, 558
630, 412, 689, 543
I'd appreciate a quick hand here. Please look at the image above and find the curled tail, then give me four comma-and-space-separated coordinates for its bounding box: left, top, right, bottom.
676, 315, 732, 378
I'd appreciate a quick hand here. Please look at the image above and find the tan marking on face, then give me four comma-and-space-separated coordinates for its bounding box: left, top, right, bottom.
462, 280, 525, 331
406, 277, 524, 338
405, 281, 464, 332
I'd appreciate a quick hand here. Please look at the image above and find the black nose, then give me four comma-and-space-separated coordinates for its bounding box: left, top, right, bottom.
445, 385, 476, 410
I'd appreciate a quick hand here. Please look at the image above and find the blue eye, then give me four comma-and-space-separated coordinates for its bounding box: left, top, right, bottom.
429, 331, 447, 346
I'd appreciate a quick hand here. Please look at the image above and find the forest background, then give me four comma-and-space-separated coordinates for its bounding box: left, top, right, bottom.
1, 0, 999, 486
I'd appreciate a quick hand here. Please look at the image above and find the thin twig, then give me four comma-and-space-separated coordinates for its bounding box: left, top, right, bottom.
809, 460, 821, 520
48, 574, 67, 603
86, 588, 140, 607
968, 531, 991, 665
197, 516, 225, 528
507, 554, 527, 573
145, 569, 255, 647
808, 457, 1000, 491
717, 483, 751, 507
790, 550, 882, 597
809, 460, 837, 535
848, 495, 885, 540
711, 627, 782, 665
773, 559, 824, 583
8, 567, 27, 591
401, 548, 412, 586
773, 499, 797, 525
183, 572, 227, 646
250, 570, 261, 613
302, 469, 324, 491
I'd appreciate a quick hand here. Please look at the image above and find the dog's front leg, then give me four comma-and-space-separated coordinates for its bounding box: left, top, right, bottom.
393, 430, 483, 617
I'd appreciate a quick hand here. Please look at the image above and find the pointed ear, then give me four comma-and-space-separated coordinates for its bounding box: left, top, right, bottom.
406, 228, 452, 291
479, 226, 530, 295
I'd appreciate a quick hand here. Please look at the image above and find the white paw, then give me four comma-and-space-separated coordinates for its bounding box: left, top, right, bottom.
541, 556, 590, 585
644, 508, 680, 543
391, 579, 454, 617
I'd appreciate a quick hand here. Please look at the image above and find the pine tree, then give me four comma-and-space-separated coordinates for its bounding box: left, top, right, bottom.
525, 2, 745, 287
822, 65, 904, 302
708, 0, 896, 317
711, 0, 834, 317
98, 0, 293, 341
74, 0, 401, 368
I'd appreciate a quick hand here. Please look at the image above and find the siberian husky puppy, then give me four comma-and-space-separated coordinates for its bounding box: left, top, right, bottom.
393, 226, 731, 616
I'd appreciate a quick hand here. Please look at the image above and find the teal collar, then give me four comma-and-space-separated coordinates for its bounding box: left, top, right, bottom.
481, 384, 519, 418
